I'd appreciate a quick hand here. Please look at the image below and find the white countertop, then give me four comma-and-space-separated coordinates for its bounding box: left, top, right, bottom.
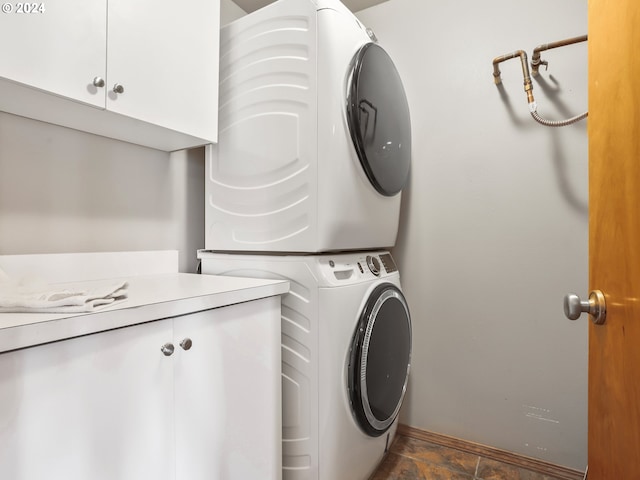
0, 273, 289, 353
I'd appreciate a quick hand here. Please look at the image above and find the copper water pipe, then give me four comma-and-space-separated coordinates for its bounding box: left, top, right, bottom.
530, 34, 588, 76
492, 50, 535, 104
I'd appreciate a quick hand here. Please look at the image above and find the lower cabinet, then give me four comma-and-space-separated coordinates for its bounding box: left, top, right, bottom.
0, 296, 282, 480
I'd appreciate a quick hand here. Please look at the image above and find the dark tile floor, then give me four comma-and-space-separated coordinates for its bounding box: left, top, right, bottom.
369, 435, 567, 480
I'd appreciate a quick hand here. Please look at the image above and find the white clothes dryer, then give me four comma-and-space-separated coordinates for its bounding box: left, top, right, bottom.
206, 0, 411, 253
198, 250, 412, 480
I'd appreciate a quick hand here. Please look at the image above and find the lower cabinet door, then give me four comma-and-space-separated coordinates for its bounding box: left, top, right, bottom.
0, 319, 175, 480
0, 297, 282, 480
173, 298, 283, 480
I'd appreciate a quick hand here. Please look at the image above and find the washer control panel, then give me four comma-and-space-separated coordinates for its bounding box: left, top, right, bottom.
379, 253, 397, 273
318, 251, 399, 285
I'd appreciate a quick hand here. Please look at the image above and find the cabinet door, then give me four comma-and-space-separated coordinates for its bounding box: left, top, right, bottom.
0, 320, 175, 480
107, 0, 219, 142
173, 298, 282, 480
0, 0, 106, 107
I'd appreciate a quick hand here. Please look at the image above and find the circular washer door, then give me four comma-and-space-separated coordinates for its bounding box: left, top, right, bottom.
346, 42, 412, 197
348, 283, 412, 437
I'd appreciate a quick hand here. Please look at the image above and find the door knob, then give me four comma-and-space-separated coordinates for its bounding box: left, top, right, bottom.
160, 343, 175, 356
113, 83, 125, 94
563, 290, 606, 325
92, 76, 105, 88
180, 338, 193, 351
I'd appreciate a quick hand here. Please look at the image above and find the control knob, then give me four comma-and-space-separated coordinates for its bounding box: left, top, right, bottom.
366, 255, 381, 276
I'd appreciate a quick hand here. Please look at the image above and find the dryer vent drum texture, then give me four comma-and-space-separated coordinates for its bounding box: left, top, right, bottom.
349, 283, 412, 437
347, 42, 412, 197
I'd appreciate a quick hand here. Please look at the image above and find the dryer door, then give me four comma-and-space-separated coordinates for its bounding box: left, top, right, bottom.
346, 43, 412, 197
348, 283, 412, 437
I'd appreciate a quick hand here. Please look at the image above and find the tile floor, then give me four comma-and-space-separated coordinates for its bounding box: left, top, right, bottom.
369, 435, 567, 480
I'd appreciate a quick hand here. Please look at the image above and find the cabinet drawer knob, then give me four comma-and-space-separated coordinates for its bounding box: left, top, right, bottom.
180, 338, 193, 351
113, 83, 125, 94
160, 343, 175, 356
92, 76, 105, 88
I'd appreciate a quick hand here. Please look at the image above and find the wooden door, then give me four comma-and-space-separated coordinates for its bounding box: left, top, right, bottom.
588, 0, 640, 477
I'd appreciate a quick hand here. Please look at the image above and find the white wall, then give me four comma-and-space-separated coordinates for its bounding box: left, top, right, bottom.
357, 0, 588, 471
0, 113, 204, 273
221, 0, 247, 23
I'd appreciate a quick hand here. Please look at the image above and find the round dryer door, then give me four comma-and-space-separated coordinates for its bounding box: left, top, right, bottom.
348, 283, 412, 437
346, 42, 411, 197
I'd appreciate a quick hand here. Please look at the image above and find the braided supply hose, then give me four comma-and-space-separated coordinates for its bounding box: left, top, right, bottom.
529, 102, 588, 127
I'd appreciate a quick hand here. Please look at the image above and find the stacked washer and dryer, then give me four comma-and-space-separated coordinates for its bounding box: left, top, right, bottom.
198, 1, 412, 479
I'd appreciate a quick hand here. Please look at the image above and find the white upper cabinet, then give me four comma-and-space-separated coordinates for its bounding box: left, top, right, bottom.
106, 0, 219, 141
0, 0, 219, 151
0, 0, 107, 107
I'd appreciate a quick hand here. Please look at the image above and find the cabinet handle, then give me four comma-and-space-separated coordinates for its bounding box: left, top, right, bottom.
92, 76, 105, 88
160, 343, 175, 356
113, 83, 125, 94
180, 338, 193, 351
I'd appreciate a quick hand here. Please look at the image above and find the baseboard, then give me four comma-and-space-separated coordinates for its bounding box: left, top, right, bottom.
397, 424, 585, 480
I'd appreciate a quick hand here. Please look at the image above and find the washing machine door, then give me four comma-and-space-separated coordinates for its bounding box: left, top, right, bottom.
347, 42, 412, 197
348, 282, 412, 437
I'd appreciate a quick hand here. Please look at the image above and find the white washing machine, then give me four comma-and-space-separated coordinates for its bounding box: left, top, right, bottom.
207, 0, 412, 253
198, 250, 412, 480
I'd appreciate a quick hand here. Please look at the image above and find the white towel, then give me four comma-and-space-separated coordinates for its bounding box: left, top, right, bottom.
0, 277, 129, 313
